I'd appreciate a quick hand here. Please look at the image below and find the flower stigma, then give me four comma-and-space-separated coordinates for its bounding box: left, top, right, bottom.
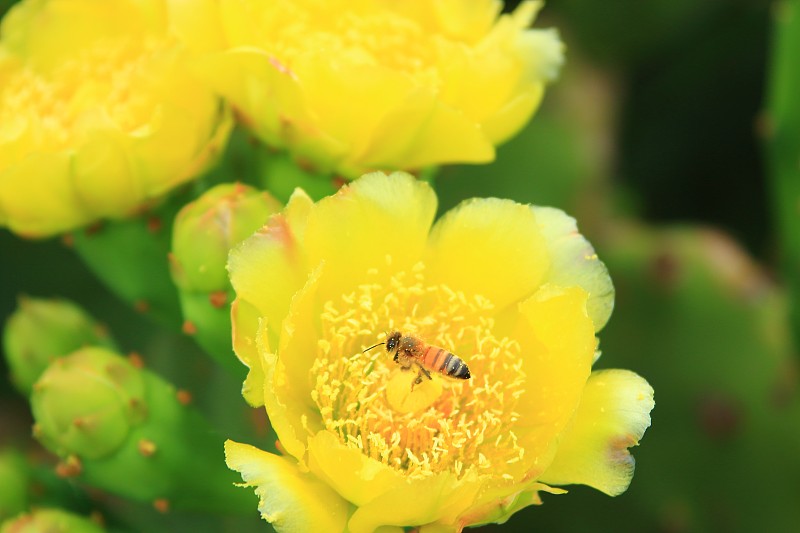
309, 263, 526, 481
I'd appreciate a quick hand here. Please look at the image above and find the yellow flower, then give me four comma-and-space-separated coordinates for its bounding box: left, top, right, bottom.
189, 0, 563, 178
226, 172, 654, 532
0, 0, 231, 238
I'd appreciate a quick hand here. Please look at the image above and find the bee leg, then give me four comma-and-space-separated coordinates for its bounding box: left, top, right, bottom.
418, 365, 432, 381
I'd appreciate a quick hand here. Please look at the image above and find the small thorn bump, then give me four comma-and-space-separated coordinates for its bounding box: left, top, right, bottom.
182, 320, 197, 335
138, 439, 158, 457
128, 352, 145, 368
209, 291, 228, 309
153, 499, 170, 513
146, 216, 162, 233
176, 389, 193, 405
56, 455, 83, 478
134, 300, 150, 313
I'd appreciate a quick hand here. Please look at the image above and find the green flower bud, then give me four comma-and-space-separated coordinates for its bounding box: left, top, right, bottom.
30, 347, 252, 513
0, 509, 104, 533
31, 348, 146, 460
0, 450, 28, 521
171, 183, 280, 293
3, 297, 115, 394
170, 183, 279, 372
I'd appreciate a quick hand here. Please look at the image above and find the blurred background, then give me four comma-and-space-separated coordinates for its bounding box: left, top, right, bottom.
2, 0, 799, 532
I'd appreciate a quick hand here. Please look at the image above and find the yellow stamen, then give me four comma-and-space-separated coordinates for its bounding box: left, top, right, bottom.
311, 265, 526, 480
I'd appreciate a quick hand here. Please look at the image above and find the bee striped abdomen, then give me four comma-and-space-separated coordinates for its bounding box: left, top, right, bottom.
422, 345, 471, 380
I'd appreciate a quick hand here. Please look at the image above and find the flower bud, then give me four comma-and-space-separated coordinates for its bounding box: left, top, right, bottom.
0, 509, 104, 533
31, 347, 146, 460
171, 183, 280, 293
3, 297, 115, 394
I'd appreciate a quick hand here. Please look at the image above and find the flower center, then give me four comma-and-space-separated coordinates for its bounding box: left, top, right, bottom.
310, 265, 526, 480
0, 36, 172, 156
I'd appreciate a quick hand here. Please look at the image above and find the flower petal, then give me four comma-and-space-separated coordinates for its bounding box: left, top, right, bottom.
0, 152, 81, 237
426, 198, 550, 310
307, 430, 404, 506
230, 298, 264, 407
510, 285, 596, 474
359, 89, 495, 171
539, 369, 654, 496
229, 188, 312, 348
225, 440, 350, 533
304, 172, 437, 299
533, 206, 615, 331
257, 317, 321, 462
346, 471, 480, 533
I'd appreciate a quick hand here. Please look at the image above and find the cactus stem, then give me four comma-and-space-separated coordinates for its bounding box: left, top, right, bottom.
153, 498, 170, 513
208, 291, 228, 308
134, 300, 150, 313
127, 352, 145, 369
182, 321, 197, 335
137, 439, 158, 457
55, 456, 83, 478
176, 389, 193, 405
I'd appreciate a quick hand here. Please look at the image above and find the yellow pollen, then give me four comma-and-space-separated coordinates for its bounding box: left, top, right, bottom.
0, 36, 175, 156
310, 265, 526, 480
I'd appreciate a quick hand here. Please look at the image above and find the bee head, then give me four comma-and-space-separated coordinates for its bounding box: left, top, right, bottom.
385, 331, 402, 353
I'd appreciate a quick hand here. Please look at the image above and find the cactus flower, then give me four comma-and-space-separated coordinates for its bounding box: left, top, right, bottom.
3, 296, 115, 394
170, 183, 281, 369
0, 0, 231, 238
225, 172, 654, 531
189, 0, 563, 178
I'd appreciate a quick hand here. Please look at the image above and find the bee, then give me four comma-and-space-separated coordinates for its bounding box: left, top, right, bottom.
364, 331, 471, 385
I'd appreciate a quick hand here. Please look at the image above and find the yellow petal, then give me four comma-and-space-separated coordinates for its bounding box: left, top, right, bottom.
533, 206, 615, 331
458, 481, 566, 528
72, 127, 139, 219
0, 152, 81, 237
230, 299, 264, 407
307, 430, 404, 506
347, 471, 480, 533
539, 369, 654, 496
510, 285, 596, 474
481, 85, 543, 145
225, 440, 350, 533
304, 172, 437, 299
275, 264, 325, 408
257, 318, 320, 462
426, 198, 550, 310
359, 89, 495, 171
228, 192, 311, 347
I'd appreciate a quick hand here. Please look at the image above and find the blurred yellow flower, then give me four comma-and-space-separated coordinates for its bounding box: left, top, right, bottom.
226, 172, 654, 532
189, 0, 563, 178
0, 0, 230, 238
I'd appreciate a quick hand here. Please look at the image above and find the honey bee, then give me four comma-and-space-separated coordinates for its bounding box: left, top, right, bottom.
364, 331, 471, 385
